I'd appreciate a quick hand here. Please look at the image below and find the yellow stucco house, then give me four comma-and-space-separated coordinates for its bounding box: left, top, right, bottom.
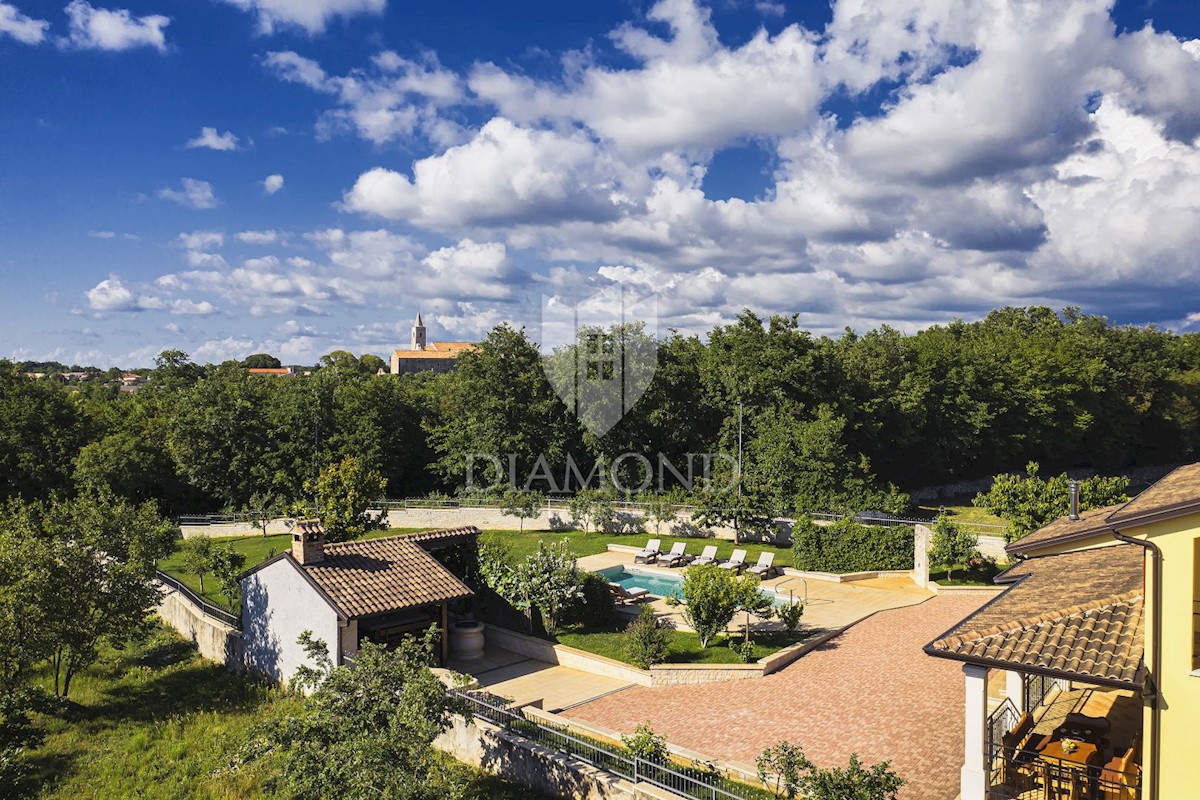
926, 462, 1200, 800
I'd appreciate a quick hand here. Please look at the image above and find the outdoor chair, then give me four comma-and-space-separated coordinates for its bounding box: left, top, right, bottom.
661, 542, 692, 568
692, 545, 719, 566
747, 552, 776, 579
719, 549, 748, 573
997, 712, 1038, 794
609, 582, 651, 605
634, 539, 662, 564
1100, 735, 1141, 800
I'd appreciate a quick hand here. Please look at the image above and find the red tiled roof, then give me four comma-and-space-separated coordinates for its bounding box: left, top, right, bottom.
302, 533, 475, 618
926, 545, 1145, 687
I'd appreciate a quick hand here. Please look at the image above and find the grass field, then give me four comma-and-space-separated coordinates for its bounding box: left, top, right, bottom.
22, 625, 538, 800
553, 622, 808, 665
915, 499, 1009, 531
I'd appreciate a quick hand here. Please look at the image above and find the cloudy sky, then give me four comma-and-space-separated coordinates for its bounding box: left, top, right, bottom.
2, 0, 1199, 366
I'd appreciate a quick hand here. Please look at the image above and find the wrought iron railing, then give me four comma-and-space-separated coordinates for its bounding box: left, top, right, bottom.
988, 742, 1141, 799
155, 570, 241, 628
1024, 672, 1057, 712
453, 689, 768, 800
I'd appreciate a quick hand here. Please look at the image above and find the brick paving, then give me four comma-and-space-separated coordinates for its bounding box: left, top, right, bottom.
567, 594, 991, 800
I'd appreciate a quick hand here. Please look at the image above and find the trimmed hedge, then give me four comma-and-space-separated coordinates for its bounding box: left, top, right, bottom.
564, 571, 616, 627
791, 517, 913, 573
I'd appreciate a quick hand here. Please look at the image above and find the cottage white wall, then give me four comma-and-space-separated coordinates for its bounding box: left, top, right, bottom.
241, 558, 340, 685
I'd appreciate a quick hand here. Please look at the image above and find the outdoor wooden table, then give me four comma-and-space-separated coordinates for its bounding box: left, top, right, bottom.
1036, 740, 1100, 800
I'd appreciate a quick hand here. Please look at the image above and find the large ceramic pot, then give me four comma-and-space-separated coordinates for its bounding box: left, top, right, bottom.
449, 620, 485, 661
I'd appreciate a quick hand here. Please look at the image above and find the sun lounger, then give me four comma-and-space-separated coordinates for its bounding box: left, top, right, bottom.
692, 545, 719, 566
747, 552, 776, 579
634, 538, 662, 564
719, 548, 747, 573
609, 582, 651, 604
661, 542, 692, 568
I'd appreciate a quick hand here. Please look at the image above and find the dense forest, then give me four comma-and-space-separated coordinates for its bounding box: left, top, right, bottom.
3, 306, 1199, 517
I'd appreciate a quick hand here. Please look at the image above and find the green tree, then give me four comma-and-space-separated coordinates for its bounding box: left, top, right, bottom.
680, 564, 765, 648
499, 489, 544, 532
512, 539, 581, 635
928, 516, 979, 582
179, 537, 216, 593
239, 629, 470, 800
625, 606, 668, 669
426, 324, 578, 489
240, 353, 282, 369
2, 492, 175, 697
973, 462, 1131, 541
756, 740, 812, 800
306, 455, 387, 542
210, 545, 248, 610
569, 489, 600, 534
640, 492, 677, 536
799, 753, 905, 800
0, 361, 93, 500
241, 490, 285, 537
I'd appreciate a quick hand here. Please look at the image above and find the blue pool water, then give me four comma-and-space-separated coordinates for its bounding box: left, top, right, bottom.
599, 566, 799, 607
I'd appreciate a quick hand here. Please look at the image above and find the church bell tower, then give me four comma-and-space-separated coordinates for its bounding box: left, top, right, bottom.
411, 309, 427, 351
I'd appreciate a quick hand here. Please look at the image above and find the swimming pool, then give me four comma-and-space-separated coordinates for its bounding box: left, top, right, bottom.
599, 565, 800, 607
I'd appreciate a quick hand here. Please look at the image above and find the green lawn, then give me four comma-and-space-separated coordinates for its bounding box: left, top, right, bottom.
929, 559, 1006, 586
552, 621, 808, 666
916, 499, 1009, 531
159, 527, 799, 611
22, 625, 539, 800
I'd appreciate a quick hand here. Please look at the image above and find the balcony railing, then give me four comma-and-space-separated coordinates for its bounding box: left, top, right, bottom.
988, 742, 1140, 800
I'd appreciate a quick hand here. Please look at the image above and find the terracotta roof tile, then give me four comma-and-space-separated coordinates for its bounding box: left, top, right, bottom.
1108, 462, 1200, 522
1006, 504, 1123, 554
303, 534, 473, 618
391, 342, 475, 359
927, 545, 1144, 686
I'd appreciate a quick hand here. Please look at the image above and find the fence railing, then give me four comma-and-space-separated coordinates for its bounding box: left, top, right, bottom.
987, 742, 1140, 799
1024, 673, 1057, 713
155, 569, 241, 629
453, 689, 765, 800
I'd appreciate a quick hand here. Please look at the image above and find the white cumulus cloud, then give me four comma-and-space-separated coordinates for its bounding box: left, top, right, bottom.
262, 173, 284, 194
158, 178, 217, 209
185, 127, 240, 151
61, 0, 169, 52
0, 2, 48, 44
220, 0, 385, 35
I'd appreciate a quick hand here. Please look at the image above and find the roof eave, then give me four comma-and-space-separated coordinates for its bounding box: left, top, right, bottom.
922, 644, 1144, 690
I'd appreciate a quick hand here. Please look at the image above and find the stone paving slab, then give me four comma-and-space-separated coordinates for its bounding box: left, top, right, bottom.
566, 594, 991, 800
455, 647, 633, 712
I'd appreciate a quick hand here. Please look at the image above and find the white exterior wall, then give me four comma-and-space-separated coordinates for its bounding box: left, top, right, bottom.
241, 558, 341, 685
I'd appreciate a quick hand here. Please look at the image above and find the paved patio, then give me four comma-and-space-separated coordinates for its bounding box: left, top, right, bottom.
578, 551, 936, 633
449, 647, 633, 711
565, 594, 991, 800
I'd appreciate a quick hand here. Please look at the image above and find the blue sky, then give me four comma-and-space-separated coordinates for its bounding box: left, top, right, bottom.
2, 0, 1200, 367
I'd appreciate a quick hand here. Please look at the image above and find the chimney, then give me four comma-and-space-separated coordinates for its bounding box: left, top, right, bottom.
292, 520, 326, 565
1068, 480, 1080, 521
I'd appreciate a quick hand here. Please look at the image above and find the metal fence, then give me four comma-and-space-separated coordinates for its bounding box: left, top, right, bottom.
453, 689, 766, 800
987, 742, 1140, 799
155, 569, 241, 628
1024, 673, 1057, 713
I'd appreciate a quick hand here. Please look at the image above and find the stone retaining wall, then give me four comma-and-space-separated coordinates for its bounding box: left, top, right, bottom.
434, 713, 640, 800
156, 583, 243, 666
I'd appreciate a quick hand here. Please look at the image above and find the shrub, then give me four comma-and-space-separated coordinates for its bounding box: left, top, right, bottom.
566, 571, 616, 627
776, 601, 805, 634
621, 722, 667, 763
791, 517, 913, 573
625, 607, 668, 669
681, 564, 765, 648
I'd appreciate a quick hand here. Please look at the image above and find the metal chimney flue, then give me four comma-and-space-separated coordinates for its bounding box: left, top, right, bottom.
1068, 479, 1080, 521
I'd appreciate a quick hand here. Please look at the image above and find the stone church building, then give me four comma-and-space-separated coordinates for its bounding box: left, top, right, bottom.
390, 311, 475, 374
